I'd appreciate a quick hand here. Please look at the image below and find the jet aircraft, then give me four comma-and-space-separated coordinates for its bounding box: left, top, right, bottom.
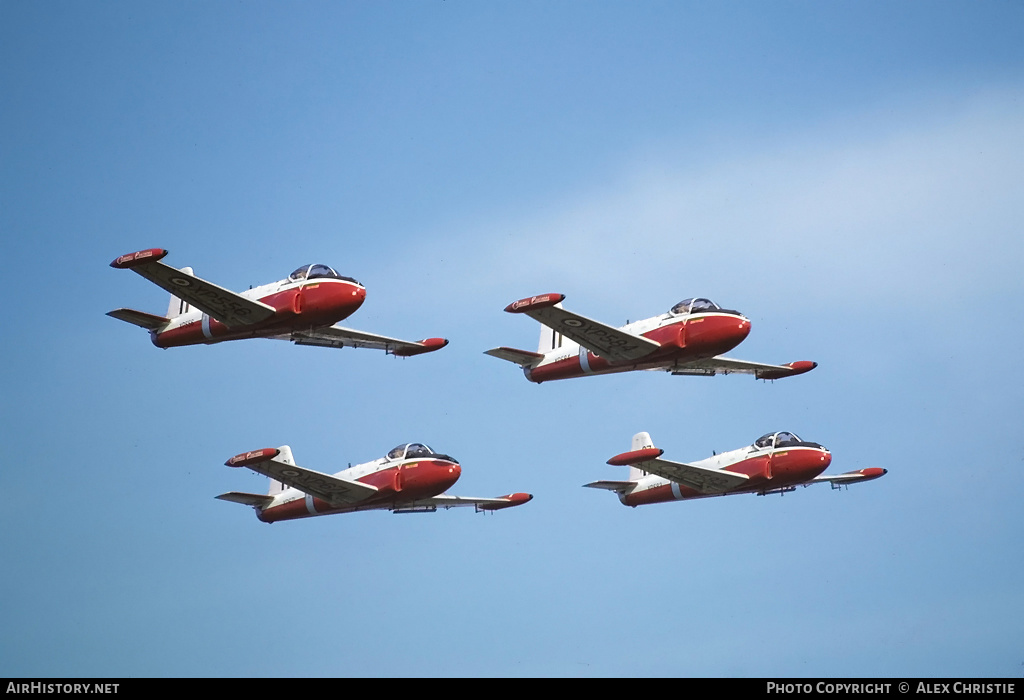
107, 248, 448, 356
218, 442, 533, 523
586, 431, 886, 506
485, 294, 815, 382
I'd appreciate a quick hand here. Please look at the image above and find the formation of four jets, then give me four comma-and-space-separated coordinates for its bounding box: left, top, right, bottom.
109, 248, 885, 523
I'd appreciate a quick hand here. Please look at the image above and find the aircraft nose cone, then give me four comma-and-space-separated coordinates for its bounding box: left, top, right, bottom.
726, 315, 751, 342
443, 462, 462, 492
819, 449, 832, 469
352, 285, 367, 306
438, 461, 461, 488
688, 314, 751, 355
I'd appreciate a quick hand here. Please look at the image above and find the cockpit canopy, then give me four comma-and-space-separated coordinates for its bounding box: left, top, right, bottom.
670, 298, 722, 315
385, 443, 457, 463
288, 264, 360, 285
752, 432, 824, 450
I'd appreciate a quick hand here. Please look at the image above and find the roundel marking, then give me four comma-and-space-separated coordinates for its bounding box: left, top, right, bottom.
562, 319, 583, 328
281, 469, 300, 478
170, 277, 192, 287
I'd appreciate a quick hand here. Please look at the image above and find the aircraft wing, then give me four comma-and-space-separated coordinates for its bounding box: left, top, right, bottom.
225, 449, 378, 506
111, 249, 276, 328
810, 468, 888, 486
291, 325, 449, 357
506, 295, 659, 362
405, 493, 533, 511
667, 356, 817, 380
634, 456, 749, 494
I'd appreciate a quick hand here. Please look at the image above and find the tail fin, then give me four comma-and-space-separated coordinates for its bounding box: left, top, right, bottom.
536, 303, 579, 354
628, 432, 655, 481
165, 266, 195, 318
266, 445, 295, 496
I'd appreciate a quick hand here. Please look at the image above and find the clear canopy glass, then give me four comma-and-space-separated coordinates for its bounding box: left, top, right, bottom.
386, 443, 435, 460
670, 298, 721, 315
288, 264, 360, 285
753, 432, 805, 449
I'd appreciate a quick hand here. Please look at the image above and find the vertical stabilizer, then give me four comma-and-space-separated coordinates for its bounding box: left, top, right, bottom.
629, 432, 655, 481
166, 266, 195, 318
266, 444, 295, 496
536, 303, 579, 354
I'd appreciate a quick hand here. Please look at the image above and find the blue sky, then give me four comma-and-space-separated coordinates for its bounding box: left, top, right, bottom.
2, 1, 1022, 677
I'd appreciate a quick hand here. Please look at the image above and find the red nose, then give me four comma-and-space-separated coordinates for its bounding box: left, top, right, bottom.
428, 460, 461, 493
350, 285, 367, 309
688, 315, 750, 356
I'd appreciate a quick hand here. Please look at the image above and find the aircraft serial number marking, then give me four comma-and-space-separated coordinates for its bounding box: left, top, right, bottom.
560, 318, 642, 353
169, 276, 254, 319
277, 467, 353, 494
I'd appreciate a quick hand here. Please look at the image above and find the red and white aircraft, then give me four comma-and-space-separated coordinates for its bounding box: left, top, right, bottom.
218, 442, 533, 523
107, 248, 448, 356
586, 431, 886, 506
485, 294, 816, 383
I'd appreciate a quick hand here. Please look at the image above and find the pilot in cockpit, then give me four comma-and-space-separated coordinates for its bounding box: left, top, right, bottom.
406, 443, 431, 458
288, 264, 360, 286
670, 298, 721, 315
386, 443, 434, 461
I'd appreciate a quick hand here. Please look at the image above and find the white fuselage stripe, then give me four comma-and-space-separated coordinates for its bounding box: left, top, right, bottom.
579, 345, 592, 373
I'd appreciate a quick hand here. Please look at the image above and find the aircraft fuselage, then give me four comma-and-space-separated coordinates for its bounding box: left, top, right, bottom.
526, 311, 751, 382
257, 456, 462, 523
152, 277, 366, 348
622, 443, 832, 507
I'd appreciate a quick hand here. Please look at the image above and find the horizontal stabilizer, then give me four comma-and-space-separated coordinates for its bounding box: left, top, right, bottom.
583, 480, 636, 494
484, 346, 546, 367
106, 308, 169, 330
216, 491, 275, 507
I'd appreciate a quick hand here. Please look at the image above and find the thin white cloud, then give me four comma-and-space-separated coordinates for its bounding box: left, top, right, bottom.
427, 85, 1024, 314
